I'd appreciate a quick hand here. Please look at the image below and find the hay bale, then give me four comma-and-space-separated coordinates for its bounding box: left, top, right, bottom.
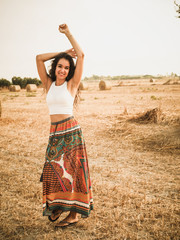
163, 79, 171, 85
163, 79, 180, 85
79, 82, 88, 90
150, 78, 155, 83
26, 84, 37, 92
99, 80, 112, 90
118, 81, 124, 86
129, 108, 163, 124
9, 85, 21, 92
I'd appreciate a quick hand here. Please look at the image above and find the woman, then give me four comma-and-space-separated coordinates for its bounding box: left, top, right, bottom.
36, 24, 93, 228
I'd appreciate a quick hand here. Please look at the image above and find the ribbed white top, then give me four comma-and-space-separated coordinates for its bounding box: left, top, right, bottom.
46, 81, 74, 115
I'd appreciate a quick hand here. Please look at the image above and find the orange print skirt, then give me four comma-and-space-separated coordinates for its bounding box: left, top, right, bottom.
41, 116, 93, 217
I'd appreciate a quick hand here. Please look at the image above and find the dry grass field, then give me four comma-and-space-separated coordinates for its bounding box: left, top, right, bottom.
0, 78, 180, 240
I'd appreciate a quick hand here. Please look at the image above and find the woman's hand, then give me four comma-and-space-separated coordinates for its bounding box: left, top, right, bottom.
65, 48, 77, 59
59, 24, 70, 35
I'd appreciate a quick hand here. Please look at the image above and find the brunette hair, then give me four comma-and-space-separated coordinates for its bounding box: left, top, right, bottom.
48, 52, 80, 106
48, 52, 75, 82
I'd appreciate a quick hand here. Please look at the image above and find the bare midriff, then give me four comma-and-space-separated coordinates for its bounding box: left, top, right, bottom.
50, 114, 72, 123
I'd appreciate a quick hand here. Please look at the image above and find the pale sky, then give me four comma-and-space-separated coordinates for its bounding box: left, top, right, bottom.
0, 0, 180, 81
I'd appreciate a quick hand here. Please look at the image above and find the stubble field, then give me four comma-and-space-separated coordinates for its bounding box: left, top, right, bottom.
0, 78, 180, 240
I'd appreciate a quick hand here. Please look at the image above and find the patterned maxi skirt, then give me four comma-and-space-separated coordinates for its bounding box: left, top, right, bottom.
41, 116, 93, 217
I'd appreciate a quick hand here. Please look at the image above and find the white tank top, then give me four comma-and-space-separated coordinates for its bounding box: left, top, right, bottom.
46, 81, 74, 115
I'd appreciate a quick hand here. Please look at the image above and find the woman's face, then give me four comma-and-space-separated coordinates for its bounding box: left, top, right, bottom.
55, 58, 70, 81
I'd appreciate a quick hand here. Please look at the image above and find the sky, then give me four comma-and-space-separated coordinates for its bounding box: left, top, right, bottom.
0, 0, 180, 81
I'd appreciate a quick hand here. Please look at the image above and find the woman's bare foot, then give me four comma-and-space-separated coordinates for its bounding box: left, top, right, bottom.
49, 209, 63, 222
55, 211, 78, 227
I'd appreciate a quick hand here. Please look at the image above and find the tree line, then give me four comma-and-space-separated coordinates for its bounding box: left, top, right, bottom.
0, 77, 41, 88
82, 74, 166, 81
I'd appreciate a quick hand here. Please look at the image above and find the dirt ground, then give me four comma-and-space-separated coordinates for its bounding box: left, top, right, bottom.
0, 79, 180, 240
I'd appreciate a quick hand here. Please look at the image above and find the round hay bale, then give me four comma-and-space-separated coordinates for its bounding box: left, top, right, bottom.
9, 85, 21, 92
79, 82, 88, 90
150, 78, 155, 83
26, 84, 37, 92
99, 80, 112, 90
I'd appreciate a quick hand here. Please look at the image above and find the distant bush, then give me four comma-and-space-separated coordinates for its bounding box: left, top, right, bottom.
12, 76, 26, 88
143, 75, 154, 79
26, 77, 41, 86
120, 75, 141, 80
0, 78, 11, 87
12, 76, 41, 88
92, 75, 100, 80
112, 76, 121, 80
82, 74, 166, 81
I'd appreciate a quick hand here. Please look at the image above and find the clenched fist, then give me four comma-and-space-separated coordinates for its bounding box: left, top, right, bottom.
59, 24, 70, 35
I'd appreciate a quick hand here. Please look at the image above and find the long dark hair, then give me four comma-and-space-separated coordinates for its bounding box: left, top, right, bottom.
48, 52, 80, 106
49, 52, 75, 82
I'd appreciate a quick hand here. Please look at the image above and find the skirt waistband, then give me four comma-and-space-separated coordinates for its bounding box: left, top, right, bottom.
51, 116, 74, 125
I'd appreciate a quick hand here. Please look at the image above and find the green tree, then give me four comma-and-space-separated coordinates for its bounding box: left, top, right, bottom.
0, 78, 11, 87
92, 75, 100, 80
12, 76, 27, 88
11, 76, 41, 88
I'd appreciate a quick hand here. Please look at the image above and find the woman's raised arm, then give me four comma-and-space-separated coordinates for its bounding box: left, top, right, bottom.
59, 24, 84, 89
36, 52, 59, 90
